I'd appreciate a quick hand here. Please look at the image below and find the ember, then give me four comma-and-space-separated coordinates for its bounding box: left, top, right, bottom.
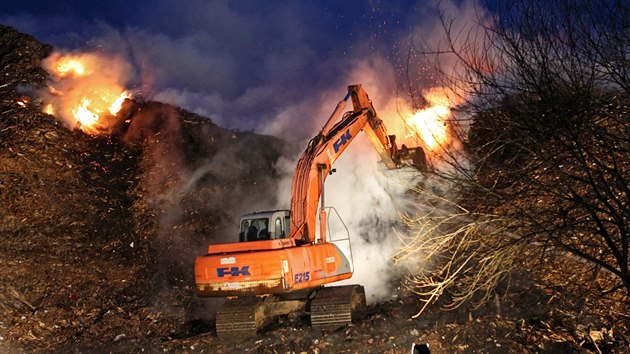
16, 98, 28, 107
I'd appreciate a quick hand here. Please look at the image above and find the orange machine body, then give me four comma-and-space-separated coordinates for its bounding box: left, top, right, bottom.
195, 239, 352, 297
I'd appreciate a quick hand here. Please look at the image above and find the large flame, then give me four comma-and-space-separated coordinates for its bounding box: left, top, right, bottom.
40, 52, 131, 134
404, 88, 452, 152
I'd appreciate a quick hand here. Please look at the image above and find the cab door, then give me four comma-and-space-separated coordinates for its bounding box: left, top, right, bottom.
272, 212, 285, 239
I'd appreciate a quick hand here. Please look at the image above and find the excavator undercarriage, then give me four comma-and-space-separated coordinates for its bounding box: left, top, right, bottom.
215, 285, 366, 338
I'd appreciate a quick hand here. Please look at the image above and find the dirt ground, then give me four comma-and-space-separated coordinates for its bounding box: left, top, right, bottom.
1, 24, 628, 353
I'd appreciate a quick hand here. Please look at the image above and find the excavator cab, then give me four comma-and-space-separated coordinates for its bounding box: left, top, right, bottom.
238, 210, 291, 242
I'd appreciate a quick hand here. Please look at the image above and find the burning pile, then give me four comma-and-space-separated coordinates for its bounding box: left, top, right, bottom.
40, 51, 132, 134
405, 88, 451, 151
394, 87, 457, 159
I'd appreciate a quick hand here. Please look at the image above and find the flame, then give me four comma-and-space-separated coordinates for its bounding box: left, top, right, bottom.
72, 91, 129, 134
40, 51, 131, 134
404, 88, 451, 151
109, 91, 130, 115
56, 58, 87, 77
44, 104, 54, 115
74, 98, 99, 127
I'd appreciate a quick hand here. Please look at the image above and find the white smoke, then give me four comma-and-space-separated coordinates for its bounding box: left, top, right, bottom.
271, 130, 417, 304
326, 138, 419, 303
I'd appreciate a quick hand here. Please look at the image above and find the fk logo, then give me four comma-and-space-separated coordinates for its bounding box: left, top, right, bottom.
217, 266, 251, 277
333, 129, 352, 153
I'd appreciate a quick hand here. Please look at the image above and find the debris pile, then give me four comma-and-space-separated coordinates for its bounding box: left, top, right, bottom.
0, 24, 288, 352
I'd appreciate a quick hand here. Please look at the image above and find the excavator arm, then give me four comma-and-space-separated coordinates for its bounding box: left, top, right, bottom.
289, 84, 425, 244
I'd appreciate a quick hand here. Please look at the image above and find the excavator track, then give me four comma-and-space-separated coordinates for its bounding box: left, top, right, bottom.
310, 285, 366, 331
215, 295, 306, 339
215, 296, 262, 339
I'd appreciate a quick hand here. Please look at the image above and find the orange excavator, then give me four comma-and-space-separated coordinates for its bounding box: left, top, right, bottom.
195, 84, 425, 337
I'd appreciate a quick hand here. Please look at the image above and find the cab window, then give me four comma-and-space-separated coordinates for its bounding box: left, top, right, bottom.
240, 220, 250, 234
274, 218, 283, 238
240, 218, 270, 241
285, 216, 290, 235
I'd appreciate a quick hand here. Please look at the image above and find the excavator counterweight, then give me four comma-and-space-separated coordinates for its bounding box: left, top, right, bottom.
194, 85, 426, 337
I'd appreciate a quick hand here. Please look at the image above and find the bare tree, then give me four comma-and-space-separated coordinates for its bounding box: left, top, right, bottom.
398, 0, 630, 314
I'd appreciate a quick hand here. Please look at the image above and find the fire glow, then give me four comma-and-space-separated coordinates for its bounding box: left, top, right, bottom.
404, 89, 451, 152
41, 52, 131, 134
56, 57, 87, 76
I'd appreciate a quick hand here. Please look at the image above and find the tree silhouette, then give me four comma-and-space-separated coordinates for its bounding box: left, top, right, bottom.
397, 0, 630, 314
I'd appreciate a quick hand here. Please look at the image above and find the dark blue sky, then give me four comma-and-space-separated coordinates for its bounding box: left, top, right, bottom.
0, 0, 488, 138
1, 1, 421, 47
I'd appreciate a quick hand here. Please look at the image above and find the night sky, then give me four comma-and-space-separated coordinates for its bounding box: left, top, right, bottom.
0, 0, 489, 138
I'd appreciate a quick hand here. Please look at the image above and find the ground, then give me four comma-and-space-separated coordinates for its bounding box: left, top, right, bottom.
0, 24, 628, 353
